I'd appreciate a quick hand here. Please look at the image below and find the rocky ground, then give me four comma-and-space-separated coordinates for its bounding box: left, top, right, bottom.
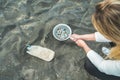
0, 0, 110, 80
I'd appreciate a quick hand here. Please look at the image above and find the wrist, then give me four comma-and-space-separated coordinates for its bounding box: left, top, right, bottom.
83, 45, 91, 53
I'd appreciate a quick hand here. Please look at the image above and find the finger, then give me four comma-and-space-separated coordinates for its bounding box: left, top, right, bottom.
75, 39, 83, 45
75, 39, 86, 47
75, 40, 80, 44
70, 36, 77, 42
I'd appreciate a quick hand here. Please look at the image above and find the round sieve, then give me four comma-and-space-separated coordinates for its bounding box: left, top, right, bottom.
53, 24, 72, 41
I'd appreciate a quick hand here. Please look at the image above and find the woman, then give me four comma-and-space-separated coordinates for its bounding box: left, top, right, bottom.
70, 0, 120, 80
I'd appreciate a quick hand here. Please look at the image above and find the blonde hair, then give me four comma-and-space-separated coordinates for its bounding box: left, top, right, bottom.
92, 0, 120, 60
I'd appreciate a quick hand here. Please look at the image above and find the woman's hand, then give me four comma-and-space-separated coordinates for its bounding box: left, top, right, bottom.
70, 36, 87, 48
75, 39, 87, 48
70, 35, 92, 53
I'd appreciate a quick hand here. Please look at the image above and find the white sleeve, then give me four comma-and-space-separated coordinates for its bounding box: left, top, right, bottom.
95, 32, 111, 42
87, 50, 120, 77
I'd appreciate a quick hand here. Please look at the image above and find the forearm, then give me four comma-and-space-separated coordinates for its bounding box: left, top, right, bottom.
80, 32, 111, 42
80, 33, 96, 41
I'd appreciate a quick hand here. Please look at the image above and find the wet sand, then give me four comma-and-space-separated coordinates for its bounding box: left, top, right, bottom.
0, 0, 110, 80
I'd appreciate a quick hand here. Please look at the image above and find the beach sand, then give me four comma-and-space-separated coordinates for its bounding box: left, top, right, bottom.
0, 0, 110, 80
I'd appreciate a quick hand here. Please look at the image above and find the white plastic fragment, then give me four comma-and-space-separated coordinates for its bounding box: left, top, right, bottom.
26, 45, 55, 61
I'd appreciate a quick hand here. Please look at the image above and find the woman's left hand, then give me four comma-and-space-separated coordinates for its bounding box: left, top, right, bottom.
70, 35, 87, 48
75, 39, 87, 48
70, 35, 91, 53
